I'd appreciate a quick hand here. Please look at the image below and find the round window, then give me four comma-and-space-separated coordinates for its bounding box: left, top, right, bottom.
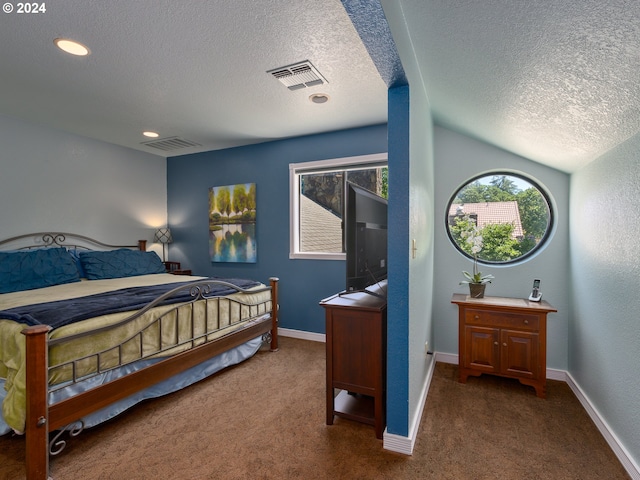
446, 173, 553, 264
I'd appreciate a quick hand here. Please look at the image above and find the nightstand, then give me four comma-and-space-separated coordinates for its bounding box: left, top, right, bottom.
451, 294, 556, 398
163, 261, 191, 275
170, 269, 192, 276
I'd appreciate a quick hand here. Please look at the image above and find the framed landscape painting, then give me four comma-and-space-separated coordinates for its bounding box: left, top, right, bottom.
208, 183, 257, 263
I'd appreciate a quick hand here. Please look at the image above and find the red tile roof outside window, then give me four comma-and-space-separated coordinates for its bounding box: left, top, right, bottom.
448, 201, 524, 239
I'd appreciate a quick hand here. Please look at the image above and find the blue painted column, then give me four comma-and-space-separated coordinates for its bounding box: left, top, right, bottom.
386, 84, 410, 436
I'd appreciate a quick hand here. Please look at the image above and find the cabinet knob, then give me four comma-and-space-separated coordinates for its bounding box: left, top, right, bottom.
475, 315, 480, 320
494, 341, 498, 346
503, 342, 507, 347
524, 320, 529, 324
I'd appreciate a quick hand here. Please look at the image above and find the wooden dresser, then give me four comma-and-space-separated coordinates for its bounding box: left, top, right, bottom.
320, 285, 387, 438
451, 294, 556, 398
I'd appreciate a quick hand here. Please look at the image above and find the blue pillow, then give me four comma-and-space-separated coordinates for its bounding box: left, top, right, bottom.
67, 248, 86, 278
79, 249, 166, 280
0, 247, 81, 294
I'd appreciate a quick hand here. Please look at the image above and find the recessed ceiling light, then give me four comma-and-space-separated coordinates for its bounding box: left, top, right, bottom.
143, 131, 160, 138
54, 38, 90, 56
309, 93, 330, 104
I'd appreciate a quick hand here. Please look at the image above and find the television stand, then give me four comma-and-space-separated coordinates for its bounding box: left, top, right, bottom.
320, 282, 387, 438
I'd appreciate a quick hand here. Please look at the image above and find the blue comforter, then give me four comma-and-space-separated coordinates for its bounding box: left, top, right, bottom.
0, 277, 260, 329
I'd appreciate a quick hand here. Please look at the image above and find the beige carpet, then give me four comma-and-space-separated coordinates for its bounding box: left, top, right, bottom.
0, 337, 630, 479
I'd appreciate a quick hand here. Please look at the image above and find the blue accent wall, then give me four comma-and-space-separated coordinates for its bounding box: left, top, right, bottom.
167, 125, 388, 334
386, 85, 410, 436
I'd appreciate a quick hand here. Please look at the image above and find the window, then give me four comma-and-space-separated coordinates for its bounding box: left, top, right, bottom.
446, 173, 553, 264
289, 153, 388, 260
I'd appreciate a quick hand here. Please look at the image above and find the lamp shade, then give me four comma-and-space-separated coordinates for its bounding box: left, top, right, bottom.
154, 227, 173, 244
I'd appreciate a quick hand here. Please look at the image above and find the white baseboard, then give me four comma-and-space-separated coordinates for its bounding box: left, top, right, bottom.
383, 354, 436, 455
546, 367, 566, 381
278, 327, 325, 343
434, 351, 458, 365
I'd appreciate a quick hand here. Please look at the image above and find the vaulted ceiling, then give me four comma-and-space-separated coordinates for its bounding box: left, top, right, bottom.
382, 0, 640, 173
1, 0, 638, 173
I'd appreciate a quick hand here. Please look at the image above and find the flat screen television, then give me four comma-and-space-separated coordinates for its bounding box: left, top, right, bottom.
344, 182, 388, 296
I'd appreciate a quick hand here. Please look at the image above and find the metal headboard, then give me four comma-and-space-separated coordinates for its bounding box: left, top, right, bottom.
0, 232, 146, 251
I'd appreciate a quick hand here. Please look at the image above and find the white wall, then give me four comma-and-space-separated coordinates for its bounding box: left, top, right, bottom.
0, 114, 167, 251
570, 132, 640, 468
407, 90, 435, 435
433, 125, 571, 370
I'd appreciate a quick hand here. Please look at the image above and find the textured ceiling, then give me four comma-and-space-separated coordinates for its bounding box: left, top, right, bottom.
382, 0, 640, 173
1, 1, 637, 172
0, 0, 387, 157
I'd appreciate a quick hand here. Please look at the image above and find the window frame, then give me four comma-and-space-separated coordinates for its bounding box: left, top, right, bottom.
445, 171, 555, 265
289, 152, 388, 260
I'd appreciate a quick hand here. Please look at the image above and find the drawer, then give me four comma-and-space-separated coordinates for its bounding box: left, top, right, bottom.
464, 308, 539, 330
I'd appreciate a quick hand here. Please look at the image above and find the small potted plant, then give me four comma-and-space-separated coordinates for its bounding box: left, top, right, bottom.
459, 221, 494, 298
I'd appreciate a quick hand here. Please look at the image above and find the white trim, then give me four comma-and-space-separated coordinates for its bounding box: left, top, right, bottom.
434, 351, 458, 365
289, 164, 302, 259
382, 430, 413, 455
288, 152, 388, 260
546, 367, 566, 381
383, 355, 436, 455
278, 327, 325, 343
565, 372, 640, 480
289, 152, 388, 173
288, 252, 344, 261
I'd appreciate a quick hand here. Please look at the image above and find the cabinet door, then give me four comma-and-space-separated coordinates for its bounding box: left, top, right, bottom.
464, 326, 500, 374
329, 309, 382, 393
500, 329, 539, 379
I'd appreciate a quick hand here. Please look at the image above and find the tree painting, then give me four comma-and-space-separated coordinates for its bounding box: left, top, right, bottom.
209, 183, 257, 263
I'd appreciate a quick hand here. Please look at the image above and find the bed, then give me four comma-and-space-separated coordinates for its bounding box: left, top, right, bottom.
0, 232, 279, 480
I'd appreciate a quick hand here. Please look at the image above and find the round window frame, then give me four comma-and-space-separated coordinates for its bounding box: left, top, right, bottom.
445, 172, 555, 266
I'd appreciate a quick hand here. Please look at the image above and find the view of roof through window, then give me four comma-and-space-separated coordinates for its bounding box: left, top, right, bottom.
299, 167, 387, 254
446, 173, 553, 264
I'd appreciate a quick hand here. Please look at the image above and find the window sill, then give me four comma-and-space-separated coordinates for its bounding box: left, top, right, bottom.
289, 252, 345, 261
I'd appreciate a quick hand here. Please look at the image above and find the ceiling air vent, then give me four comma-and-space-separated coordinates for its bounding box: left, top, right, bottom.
268, 61, 327, 91
141, 137, 202, 152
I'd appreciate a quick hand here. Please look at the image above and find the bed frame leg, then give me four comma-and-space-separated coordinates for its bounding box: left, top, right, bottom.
22, 325, 52, 480
269, 277, 279, 352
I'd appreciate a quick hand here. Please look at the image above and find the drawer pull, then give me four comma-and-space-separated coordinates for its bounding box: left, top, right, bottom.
524, 320, 529, 324
475, 315, 480, 320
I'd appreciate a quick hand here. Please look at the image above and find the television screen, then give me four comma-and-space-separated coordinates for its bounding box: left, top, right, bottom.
344, 182, 388, 294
